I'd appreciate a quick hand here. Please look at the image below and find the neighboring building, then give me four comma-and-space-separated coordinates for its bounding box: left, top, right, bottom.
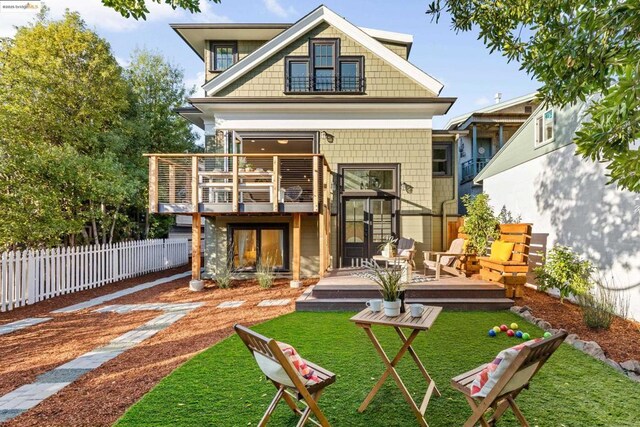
444, 93, 539, 213
475, 101, 640, 321
147, 5, 459, 285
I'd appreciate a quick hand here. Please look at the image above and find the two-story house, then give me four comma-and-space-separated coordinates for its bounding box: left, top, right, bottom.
444, 93, 539, 213
147, 5, 459, 289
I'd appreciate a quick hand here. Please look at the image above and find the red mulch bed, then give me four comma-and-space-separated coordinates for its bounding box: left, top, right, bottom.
520, 287, 640, 362
3, 275, 313, 427
0, 266, 189, 324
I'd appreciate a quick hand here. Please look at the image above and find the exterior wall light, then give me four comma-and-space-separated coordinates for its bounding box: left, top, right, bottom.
401, 182, 414, 194
321, 131, 335, 144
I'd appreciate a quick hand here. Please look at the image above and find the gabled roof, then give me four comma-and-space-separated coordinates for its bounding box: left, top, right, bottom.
201, 5, 443, 96
444, 92, 538, 130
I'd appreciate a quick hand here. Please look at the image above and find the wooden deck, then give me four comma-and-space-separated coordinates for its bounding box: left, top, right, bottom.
296, 268, 514, 312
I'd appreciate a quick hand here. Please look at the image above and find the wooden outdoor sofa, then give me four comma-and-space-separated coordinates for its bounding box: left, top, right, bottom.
479, 224, 533, 298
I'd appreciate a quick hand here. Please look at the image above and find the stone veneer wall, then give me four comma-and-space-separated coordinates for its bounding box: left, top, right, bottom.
214, 22, 435, 98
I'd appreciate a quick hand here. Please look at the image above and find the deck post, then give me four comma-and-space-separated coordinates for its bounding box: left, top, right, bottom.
312, 156, 319, 213
189, 213, 204, 291
191, 156, 199, 213
232, 156, 239, 212
148, 156, 158, 213
272, 156, 279, 212
291, 213, 302, 286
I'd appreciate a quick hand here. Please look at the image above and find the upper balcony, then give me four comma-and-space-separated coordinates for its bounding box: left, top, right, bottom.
460, 157, 489, 184
147, 154, 331, 215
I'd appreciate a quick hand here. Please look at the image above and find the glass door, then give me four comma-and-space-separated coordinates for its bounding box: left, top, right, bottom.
229, 224, 288, 271
342, 197, 395, 266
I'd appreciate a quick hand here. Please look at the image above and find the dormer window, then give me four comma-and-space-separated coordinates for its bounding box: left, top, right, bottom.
285, 38, 365, 93
210, 41, 237, 71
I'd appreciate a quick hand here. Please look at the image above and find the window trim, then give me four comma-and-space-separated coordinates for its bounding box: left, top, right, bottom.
210, 41, 238, 72
432, 143, 453, 177
338, 56, 364, 92
534, 108, 555, 148
227, 223, 290, 272
284, 38, 365, 94
284, 56, 310, 92
339, 164, 400, 195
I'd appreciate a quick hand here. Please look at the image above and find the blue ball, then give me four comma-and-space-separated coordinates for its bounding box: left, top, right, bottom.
488, 329, 497, 337
515, 330, 523, 338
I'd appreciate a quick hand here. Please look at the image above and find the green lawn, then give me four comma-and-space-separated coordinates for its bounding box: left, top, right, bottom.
117, 311, 640, 426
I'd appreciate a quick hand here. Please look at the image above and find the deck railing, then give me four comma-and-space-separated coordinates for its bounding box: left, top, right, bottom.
147, 154, 331, 214
460, 157, 490, 183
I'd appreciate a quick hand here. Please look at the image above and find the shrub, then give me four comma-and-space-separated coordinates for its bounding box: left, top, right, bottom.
215, 264, 233, 289
534, 245, 593, 303
461, 194, 500, 256
577, 283, 629, 330
256, 258, 275, 289
365, 260, 404, 301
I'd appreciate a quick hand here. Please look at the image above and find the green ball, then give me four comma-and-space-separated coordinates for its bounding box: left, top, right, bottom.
543, 332, 552, 338
522, 332, 530, 340
492, 326, 501, 333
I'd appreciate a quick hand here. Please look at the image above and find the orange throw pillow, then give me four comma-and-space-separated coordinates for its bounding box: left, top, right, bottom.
489, 240, 514, 262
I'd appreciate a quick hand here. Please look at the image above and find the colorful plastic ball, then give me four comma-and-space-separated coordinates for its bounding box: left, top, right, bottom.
492, 326, 501, 334
510, 322, 519, 330
522, 332, 531, 340
543, 332, 552, 338
500, 324, 508, 332
507, 329, 515, 337
488, 329, 497, 337
515, 331, 523, 338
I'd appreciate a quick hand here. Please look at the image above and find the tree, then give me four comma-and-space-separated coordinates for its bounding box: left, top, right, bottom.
101, 0, 221, 19
461, 194, 500, 256
0, 12, 132, 249
427, 1, 640, 192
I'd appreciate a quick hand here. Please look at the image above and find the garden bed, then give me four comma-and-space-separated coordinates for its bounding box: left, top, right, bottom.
521, 286, 640, 361
2, 275, 310, 427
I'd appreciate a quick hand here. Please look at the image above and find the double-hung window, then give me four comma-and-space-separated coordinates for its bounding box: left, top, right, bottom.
432, 143, 452, 176
535, 109, 554, 147
312, 40, 336, 91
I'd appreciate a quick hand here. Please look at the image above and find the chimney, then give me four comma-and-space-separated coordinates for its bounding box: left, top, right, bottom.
495, 92, 502, 104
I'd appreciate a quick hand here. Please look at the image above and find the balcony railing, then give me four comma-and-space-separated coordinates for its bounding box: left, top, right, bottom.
286, 75, 366, 93
461, 157, 489, 183
147, 154, 331, 214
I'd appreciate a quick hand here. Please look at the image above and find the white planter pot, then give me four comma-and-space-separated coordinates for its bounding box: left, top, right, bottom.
383, 299, 401, 317
381, 243, 396, 259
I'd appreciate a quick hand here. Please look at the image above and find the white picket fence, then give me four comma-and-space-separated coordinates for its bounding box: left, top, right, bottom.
0, 239, 189, 312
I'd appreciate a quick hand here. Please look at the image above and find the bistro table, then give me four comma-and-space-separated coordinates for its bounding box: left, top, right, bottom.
350, 306, 442, 427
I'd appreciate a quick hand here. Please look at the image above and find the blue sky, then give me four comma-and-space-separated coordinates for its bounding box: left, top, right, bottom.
1, 0, 539, 127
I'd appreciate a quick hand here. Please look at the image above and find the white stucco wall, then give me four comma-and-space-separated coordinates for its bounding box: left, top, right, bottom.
483, 143, 640, 321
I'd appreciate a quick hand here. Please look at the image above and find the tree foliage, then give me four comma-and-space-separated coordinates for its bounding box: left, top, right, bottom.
101, 0, 221, 19
427, 0, 640, 192
534, 245, 593, 303
0, 13, 198, 250
461, 194, 500, 256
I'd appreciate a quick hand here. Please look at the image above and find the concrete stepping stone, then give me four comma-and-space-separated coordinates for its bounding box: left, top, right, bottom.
257, 299, 291, 307
0, 318, 52, 336
217, 301, 245, 309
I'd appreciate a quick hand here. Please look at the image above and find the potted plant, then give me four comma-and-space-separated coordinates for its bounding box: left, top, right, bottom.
367, 262, 404, 316
245, 162, 254, 172
377, 236, 398, 258
238, 157, 247, 172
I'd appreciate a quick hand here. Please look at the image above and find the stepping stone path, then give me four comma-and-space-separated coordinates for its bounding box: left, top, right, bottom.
0, 318, 52, 336
52, 272, 191, 313
0, 301, 202, 422
257, 299, 291, 307
217, 301, 245, 309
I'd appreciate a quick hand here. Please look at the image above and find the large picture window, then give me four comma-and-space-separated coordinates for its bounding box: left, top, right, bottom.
228, 224, 288, 272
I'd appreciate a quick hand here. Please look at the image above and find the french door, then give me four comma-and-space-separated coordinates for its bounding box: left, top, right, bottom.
342, 197, 396, 266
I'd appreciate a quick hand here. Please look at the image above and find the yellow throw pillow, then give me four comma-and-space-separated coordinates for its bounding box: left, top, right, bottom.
490, 240, 514, 262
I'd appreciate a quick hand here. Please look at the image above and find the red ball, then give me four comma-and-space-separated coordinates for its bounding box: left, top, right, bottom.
500, 324, 508, 332
507, 329, 515, 337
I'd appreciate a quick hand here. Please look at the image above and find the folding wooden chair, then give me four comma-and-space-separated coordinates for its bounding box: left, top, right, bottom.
451, 331, 567, 427
234, 324, 336, 427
